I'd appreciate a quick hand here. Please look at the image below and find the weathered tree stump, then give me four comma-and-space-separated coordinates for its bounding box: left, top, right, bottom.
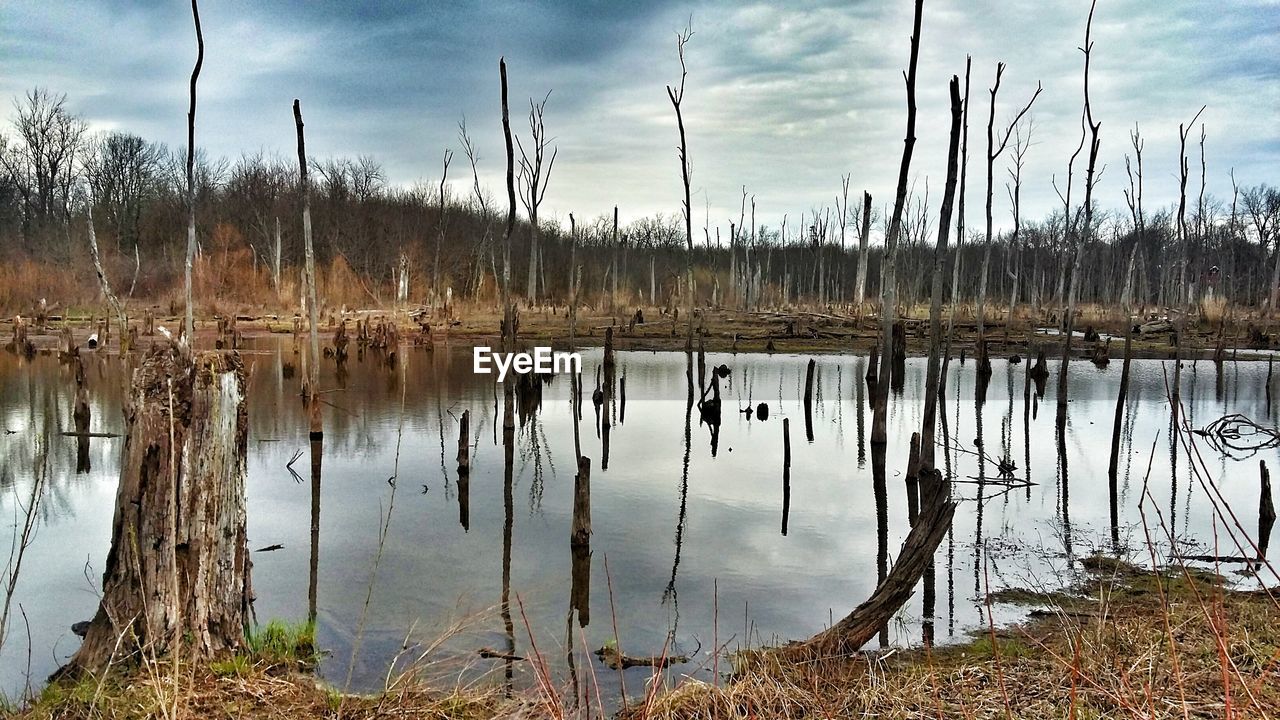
58, 346, 251, 678
571, 455, 591, 546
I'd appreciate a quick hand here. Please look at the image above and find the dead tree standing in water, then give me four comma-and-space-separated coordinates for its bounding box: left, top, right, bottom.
1056, 0, 1102, 420
855, 190, 872, 311
976, 64, 1040, 346
517, 92, 556, 304
667, 26, 695, 351
941, 56, 971, 393
921, 77, 963, 473
86, 204, 130, 352
500, 59, 518, 430
871, 0, 923, 444
182, 0, 203, 345
294, 100, 322, 439
433, 149, 453, 307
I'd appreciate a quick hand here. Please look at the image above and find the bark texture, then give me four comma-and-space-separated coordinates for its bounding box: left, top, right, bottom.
60, 346, 250, 677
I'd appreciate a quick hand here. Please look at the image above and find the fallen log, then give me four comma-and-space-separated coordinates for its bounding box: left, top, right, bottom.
786, 468, 955, 658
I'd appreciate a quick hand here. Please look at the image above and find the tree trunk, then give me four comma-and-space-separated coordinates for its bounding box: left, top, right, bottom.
294, 100, 322, 438
183, 0, 204, 345
792, 468, 953, 657
872, 0, 923, 444
921, 77, 963, 472
855, 192, 871, 309
60, 347, 250, 677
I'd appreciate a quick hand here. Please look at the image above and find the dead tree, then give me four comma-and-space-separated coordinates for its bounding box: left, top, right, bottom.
432, 149, 453, 306
182, 0, 204, 344
1056, 0, 1102, 418
60, 347, 251, 676
293, 100, 322, 438
500, 59, 518, 430
976, 63, 1041, 337
1122, 124, 1145, 312
667, 25, 695, 350
85, 204, 130, 352
1004, 118, 1033, 339
941, 56, 972, 391
921, 77, 963, 472
793, 467, 953, 656
1176, 106, 1206, 311
517, 92, 556, 303
855, 191, 872, 309
872, 0, 923, 444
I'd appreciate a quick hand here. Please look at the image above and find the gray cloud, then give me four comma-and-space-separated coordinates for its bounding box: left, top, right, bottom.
2, 0, 1276, 240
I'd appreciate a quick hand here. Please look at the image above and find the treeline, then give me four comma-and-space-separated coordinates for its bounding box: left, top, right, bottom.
1, 86, 1279, 317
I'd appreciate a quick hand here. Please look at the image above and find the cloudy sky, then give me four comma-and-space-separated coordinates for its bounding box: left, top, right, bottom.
2, 0, 1277, 240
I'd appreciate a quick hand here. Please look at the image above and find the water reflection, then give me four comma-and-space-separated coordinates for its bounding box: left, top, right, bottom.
1, 342, 1277, 701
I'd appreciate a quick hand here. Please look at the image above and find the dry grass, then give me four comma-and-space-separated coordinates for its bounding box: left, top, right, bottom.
624, 561, 1280, 720
15, 562, 1276, 720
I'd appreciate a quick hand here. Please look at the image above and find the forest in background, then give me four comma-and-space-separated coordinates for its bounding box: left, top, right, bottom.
1, 86, 1278, 322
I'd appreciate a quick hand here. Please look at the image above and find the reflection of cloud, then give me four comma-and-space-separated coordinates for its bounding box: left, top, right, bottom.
2, 0, 1277, 236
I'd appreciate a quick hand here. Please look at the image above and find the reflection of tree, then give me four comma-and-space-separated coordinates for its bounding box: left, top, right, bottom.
662, 355, 695, 631
871, 442, 888, 647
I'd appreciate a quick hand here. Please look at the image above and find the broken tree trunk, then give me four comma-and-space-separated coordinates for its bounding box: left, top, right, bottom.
59, 346, 250, 677
790, 467, 954, 657
872, 0, 923, 444
920, 75, 963, 473
571, 455, 591, 546
294, 100, 322, 439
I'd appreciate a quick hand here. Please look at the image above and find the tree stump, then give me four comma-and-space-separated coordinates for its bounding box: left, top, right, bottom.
58, 346, 251, 678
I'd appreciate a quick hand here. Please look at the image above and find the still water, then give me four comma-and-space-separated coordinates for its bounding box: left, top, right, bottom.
0, 339, 1273, 700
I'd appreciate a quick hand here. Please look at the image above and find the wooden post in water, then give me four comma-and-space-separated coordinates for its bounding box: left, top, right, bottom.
572, 455, 591, 546
457, 410, 470, 475
803, 358, 815, 442
61, 346, 251, 677
906, 432, 921, 526
1267, 356, 1273, 415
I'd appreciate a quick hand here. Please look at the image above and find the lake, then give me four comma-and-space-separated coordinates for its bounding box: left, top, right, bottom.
0, 338, 1273, 703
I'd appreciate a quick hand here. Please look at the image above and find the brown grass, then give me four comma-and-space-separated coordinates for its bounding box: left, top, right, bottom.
624, 561, 1280, 719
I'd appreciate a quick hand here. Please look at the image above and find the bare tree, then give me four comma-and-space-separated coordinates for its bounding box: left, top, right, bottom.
920, 76, 964, 473
459, 118, 495, 299
1056, 0, 1103, 418
666, 25, 695, 349
871, 0, 923, 444
0, 88, 86, 248
855, 191, 872, 309
432, 148, 453, 305
517, 92, 557, 303
941, 56, 971, 388
183, 0, 204, 345
1004, 117, 1033, 332
1122, 124, 1145, 310
1176, 105, 1206, 310
976, 63, 1041, 336
293, 100, 321, 437
500, 58, 518, 434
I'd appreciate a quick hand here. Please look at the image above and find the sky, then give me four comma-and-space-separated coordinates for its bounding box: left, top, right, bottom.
2, 0, 1277, 242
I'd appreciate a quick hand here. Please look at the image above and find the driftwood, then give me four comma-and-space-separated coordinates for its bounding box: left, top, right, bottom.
594, 639, 697, 670
58, 346, 251, 677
